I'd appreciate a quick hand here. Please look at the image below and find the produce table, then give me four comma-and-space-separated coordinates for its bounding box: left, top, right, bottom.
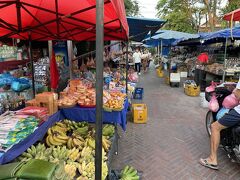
0, 100, 128, 164
61, 99, 129, 131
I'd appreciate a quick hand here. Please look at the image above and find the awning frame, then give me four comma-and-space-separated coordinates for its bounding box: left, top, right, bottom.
0, 0, 125, 41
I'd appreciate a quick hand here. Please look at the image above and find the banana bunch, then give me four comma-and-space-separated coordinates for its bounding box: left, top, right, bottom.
67, 135, 85, 149
19, 143, 50, 162
52, 161, 70, 180
64, 163, 77, 179
49, 122, 68, 135
62, 120, 89, 131
103, 124, 115, 137
74, 126, 89, 137
46, 122, 70, 147
102, 136, 111, 152
77, 161, 108, 180
68, 147, 80, 161
86, 137, 95, 149
120, 166, 139, 180
78, 146, 94, 164
49, 146, 69, 164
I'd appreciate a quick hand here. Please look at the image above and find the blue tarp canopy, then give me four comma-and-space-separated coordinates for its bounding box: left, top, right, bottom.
151, 30, 199, 40
127, 17, 166, 42
203, 26, 240, 42
144, 30, 199, 47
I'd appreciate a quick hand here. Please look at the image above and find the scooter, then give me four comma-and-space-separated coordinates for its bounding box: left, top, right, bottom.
205, 83, 240, 162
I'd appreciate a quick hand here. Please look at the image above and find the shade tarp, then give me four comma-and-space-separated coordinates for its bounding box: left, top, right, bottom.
127, 17, 166, 42
151, 30, 199, 40
203, 26, 240, 42
0, 0, 128, 41
223, 8, 240, 21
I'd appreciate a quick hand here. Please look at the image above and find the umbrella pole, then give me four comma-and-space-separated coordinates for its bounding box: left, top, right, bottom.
28, 33, 35, 97
161, 39, 163, 56
126, 41, 129, 94
67, 40, 73, 79
222, 37, 228, 82
95, 0, 104, 179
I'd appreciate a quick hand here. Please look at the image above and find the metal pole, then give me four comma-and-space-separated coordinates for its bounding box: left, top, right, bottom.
48, 41, 53, 60
16, 0, 22, 32
28, 33, 35, 97
95, 0, 104, 179
161, 39, 163, 56
67, 40, 73, 79
125, 41, 129, 94
222, 37, 228, 82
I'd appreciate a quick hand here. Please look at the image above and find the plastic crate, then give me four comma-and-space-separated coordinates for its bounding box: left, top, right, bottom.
133, 87, 144, 100
132, 104, 147, 124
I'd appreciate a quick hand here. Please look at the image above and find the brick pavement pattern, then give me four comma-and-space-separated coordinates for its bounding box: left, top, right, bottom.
111, 66, 240, 180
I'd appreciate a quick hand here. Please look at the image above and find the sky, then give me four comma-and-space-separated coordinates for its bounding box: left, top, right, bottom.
138, 0, 158, 18
137, 0, 228, 19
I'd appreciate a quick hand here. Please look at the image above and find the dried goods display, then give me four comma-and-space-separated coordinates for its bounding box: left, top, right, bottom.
34, 57, 49, 86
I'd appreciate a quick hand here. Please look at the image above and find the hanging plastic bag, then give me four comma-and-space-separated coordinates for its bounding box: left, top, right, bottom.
222, 93, 239, 109
205, 81, 217, 93
208, 95, 219, 112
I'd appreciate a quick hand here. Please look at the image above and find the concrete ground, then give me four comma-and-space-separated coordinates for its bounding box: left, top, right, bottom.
111, 65, 240, 180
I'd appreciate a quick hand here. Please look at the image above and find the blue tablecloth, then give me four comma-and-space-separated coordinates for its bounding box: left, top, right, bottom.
0, 100, 128, 164
61, 99, 129, 131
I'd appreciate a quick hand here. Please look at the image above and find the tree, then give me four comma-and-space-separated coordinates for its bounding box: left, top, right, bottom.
156, 0, 226, 32
124, 0, 140, 16
221, 0, 240, 15
156, 0, 199, 33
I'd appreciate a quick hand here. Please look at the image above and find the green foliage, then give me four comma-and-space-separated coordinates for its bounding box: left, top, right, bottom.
156, 0, 198, 33
221, 0, 240, 15
124, 0, 140, 17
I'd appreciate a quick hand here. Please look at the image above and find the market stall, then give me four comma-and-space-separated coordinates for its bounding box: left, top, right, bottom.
0, 0, 129, 179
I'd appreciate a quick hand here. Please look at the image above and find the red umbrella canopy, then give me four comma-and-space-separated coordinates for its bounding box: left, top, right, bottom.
0, 0, 129, 41
223, 8, 240, 21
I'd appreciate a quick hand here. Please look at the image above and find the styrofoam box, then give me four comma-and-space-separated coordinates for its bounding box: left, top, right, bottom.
180, 72, 188, 78
170, 73, 180, 82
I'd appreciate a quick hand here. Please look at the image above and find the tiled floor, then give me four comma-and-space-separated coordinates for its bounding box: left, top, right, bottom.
111, 66, 240, 180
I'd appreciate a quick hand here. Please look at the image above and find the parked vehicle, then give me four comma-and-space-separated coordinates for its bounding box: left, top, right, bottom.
205, 82, 240, 162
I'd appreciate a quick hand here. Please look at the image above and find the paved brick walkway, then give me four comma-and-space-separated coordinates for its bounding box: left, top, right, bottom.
111, 67, 240, 180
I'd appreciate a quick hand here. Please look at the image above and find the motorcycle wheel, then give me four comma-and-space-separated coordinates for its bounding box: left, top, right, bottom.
206, 111, 215, 136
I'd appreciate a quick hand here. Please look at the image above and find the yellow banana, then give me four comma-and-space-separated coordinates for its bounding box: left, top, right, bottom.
48, 135, 63, 146
67, 138, 73, 149
56, 134, 69, 141
102, 139, 109, 152
52, 135, 67, 144
47, 128, 52, 135
73, 138, 84, 148
46, 135, 52, 146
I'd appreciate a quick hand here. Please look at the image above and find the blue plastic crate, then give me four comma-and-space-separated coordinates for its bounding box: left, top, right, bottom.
133, 87, 144, 100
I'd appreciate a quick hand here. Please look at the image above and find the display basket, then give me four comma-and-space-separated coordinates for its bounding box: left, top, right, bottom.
78, 104, 96, 108
184, 85, 200, 97
58, 103, 76, 109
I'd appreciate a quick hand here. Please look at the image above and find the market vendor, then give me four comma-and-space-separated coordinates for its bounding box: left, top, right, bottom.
194, 52, 209, 91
